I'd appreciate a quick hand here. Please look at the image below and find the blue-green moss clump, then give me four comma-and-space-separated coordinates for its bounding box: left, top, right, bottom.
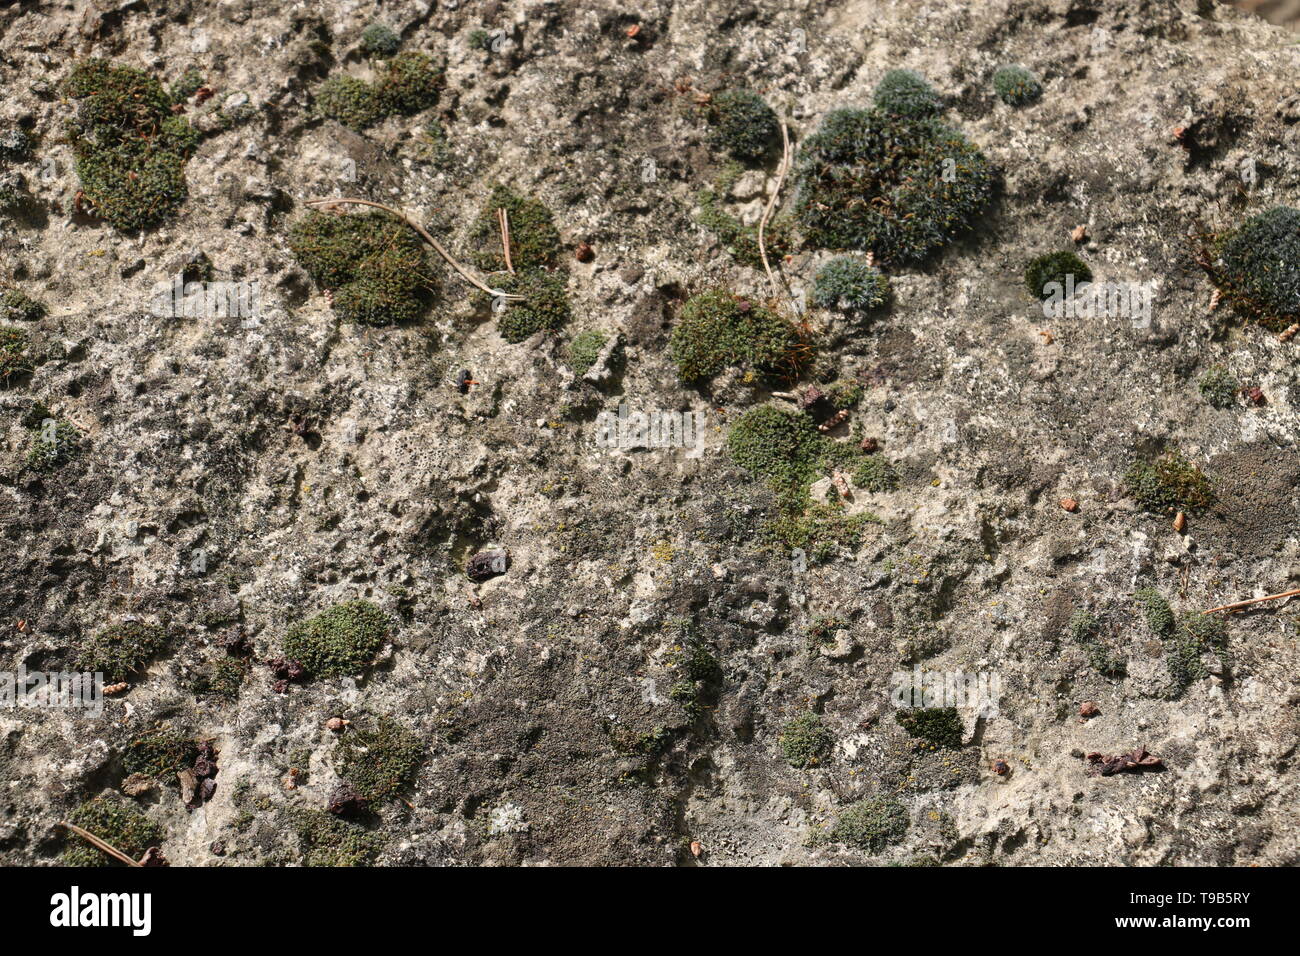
1024, 250, 1091, 299
314, 51, 442, 129
289, 808, 383, 866
289, 211, 434, 325
812, 256, 891, 313
63, 59, 199, 232
1198, 366, 1238, 408
779, 712, 833, 768
669, 289, 807, 382
336, 715, 424, 801
992, 65, 1042, 106
0, 288, 46, 323
76, 621, 168, 683
828, 796, 909, 852
1208, 206, 1300, 331
568, 329, 609, 376
1124, 452, 1214, 515
0, 326, 28, 385
360, 22, 401, 57
283, 600, 390, 677
709, 89, 779, 161
696, 162, 794, 268
895, 706, 963, 750
62, 795, 162, 866
794, 104, 994, 266
873, 69, 942, 118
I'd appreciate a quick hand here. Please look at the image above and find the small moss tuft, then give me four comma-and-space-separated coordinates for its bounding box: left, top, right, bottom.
1024, 251, 1091, 300
360, 22, 401, 57
794, 107, 994, 266
0, 326, 29, 384
63, 59, 198, 231
568, 329, 609, 376
708, 89, 779, 161
1067, 609, 1126, 677
725, 405, 824, 494
873, 69, 942, 118
62, 795, 162, 866
469, 185, 563, 273
122, 728, 198, 780
288, 211, 434, 325
494, 269, 570, 343
1165, 613, 1227, 697
26, 416, 82, 472
1, 288, 47, 323
189, 657, 247, 701
696, 163, 795, 268
812, 256, 891, 313
336, 715, 424, 801
895, 706, 963, 750
851, 455, 899, 493
1124, 452, 1214, 516
282, 600, 390, 678
76, 621, 168, 683
1134, 586, 1175, 637
992, 65, 1042, 106
669, 289, 806, 382
1209, 206, 1300, 330
829, 796, 909, 852
314, 75, 383, 129
289, 808, 384, 867
314, 52, 442, 130
1198, 366, 1238, 408
779, 712, 834, 768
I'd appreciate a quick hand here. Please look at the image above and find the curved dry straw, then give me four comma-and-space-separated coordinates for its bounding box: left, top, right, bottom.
57, 820, 143, 867
757, 119, 792, 303
304, 198, 523, 300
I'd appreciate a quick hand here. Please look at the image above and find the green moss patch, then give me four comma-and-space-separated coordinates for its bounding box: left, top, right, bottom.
895, 706, 963, 750
1208, 206, 1300, 331
77, 621, 168, 683
873, 69, 942, 118
794, 106, 994, 266
314, 52, 443, 130
828, 796, 909, 853
1134, 586, 1174, 637
0, 288, 46, 323
0, 326, 29, 384
1198, 366, 1238, 408
289, 808, 384, 867
1025, 250, 1091, 300
189, 657, 247, 701
696, 162, 794, 268
708, 89, 779, 161
992, 65, 1042, 106
289, 211, 434, 325
1124, 452, 1214, 516
568, 329, 609, 376
336, 715, 424, 801
468, 185, 563, 273
812, 256, 891, 314
1067, 609, 1126, 678
494, 269, 571, 343
62, 795, 162, 866
361, 22, 401, 57
26, 416, 81, 472
779, 712, 833, 768
63, 59, 199, 232
1165, 613, 1227, 698
670, 289, 806, 382
282, 600, 390, 678
122, 728, 198, 780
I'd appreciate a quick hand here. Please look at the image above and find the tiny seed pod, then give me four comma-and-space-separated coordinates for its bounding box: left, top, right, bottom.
990, 759, 1010, 775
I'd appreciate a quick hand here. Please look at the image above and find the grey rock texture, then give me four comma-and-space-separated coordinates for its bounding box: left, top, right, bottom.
1, 0, 1298, 866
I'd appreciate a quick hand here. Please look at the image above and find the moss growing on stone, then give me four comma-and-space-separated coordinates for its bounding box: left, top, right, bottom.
283, 600, 390, 678
794, 107, 994, 266
76, 621, 168, 683
288, 211, 434, 325
1067, 609, 1126, 678
992, 65, 1042, 106
63, 59, 199, 232
0, 326, 29, 384
122, 728, 198, 780
1198, 366, 1238, 408
494, 269, 570, 343
361, 22, 401, 57
851, 455, 899, 493
289, 808, 384, 867
0, 288, 43, 324
568, 329, 609, 376
726, 405, 825, 494
62, 795, 162, 866
709, 89, 779, 161
873, 69, 942, 118
1134, 586, 1175, 638
812, 256, 892, 313
314, 52, 442, 130
896, 706, 963, 750
768, 503, 880, 559
336, 714, 424, 801
1024, 250, 1091, 299
1208, 206, 1300, 331
168, 67, 206, 103
1124, 452, 1214, 516
469, 185, 563, 273
189, 657, 247, 701
696, 168, 795, 268
26, 416, 81, 472
669, 289, 806, 382
1165, 613, 1227, 698
0, 127, 31, 161
829, 796, 909, 852
779, 712, 833, 768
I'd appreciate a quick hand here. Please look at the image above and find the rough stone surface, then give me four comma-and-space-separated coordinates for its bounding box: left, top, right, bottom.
1, 0, 1299, 867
